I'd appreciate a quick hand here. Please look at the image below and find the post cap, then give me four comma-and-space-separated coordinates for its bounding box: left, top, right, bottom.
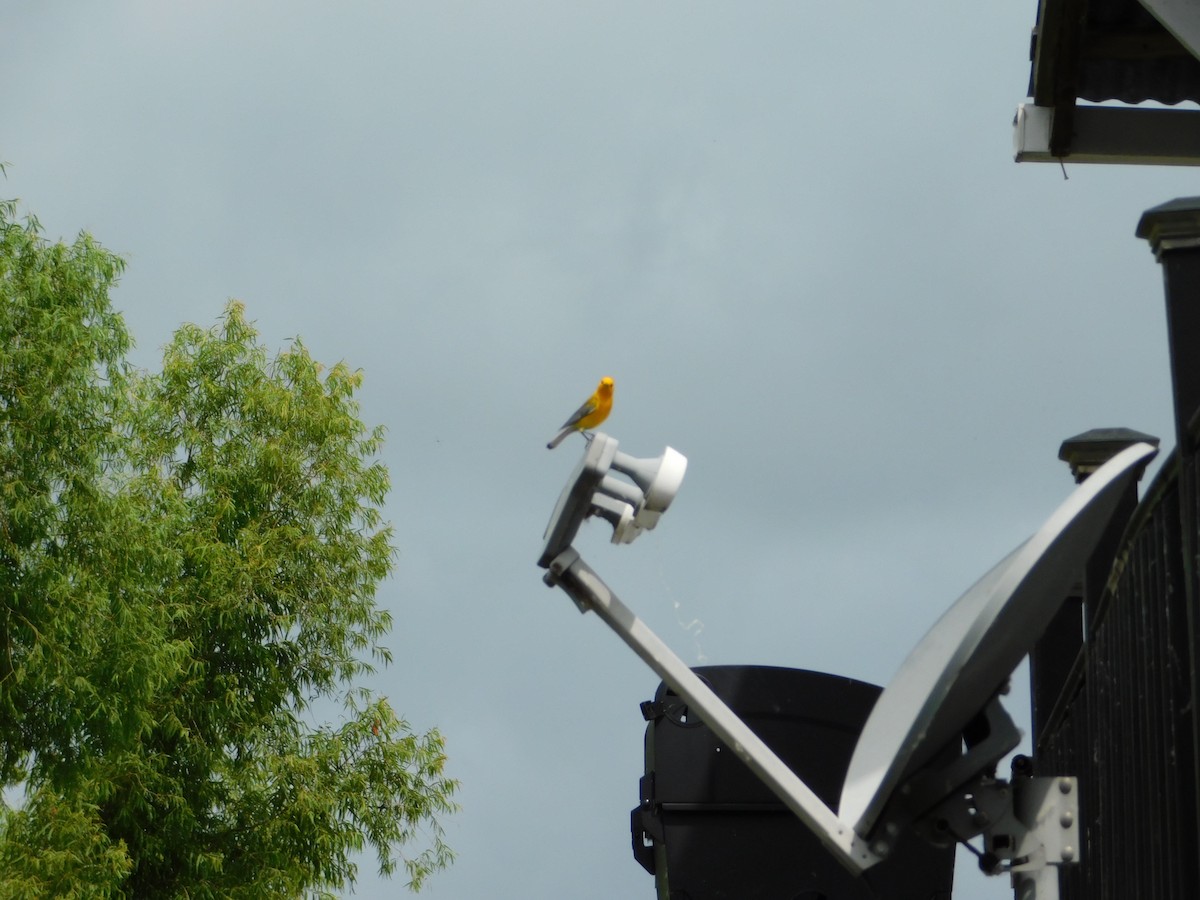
1136, 197, 1200, 258
1058, 428, 1160, 482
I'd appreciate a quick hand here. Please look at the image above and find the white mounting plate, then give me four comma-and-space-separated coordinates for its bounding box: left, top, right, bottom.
838, 442, 1157, 837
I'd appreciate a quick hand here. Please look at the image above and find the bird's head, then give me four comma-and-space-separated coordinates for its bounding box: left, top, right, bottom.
599, 377, 614, 394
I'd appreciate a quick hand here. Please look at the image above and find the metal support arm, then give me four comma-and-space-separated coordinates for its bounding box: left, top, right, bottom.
543, 546, 883, 875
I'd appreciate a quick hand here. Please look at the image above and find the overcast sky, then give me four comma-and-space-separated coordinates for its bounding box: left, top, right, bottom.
4, 3, 1196, 898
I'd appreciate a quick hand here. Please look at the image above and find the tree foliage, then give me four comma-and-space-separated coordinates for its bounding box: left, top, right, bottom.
0, 192, 456, 897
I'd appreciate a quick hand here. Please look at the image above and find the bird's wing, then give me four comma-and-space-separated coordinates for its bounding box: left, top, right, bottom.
560, 397, 598, 429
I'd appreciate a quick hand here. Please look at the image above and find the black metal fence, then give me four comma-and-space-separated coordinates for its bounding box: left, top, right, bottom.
1028, 199, 1200, 899
1032, 446, 1197, 899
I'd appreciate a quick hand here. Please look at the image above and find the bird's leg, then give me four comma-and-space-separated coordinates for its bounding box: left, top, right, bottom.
583, 431, 596, 443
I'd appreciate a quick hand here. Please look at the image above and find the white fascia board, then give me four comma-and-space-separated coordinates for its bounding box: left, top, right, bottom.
1015, 103, 1200, 166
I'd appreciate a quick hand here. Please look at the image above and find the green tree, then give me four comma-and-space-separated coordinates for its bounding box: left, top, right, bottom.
0, 189, 456, 897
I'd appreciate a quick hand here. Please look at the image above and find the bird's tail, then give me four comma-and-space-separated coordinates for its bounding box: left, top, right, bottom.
546, 427, 573, 449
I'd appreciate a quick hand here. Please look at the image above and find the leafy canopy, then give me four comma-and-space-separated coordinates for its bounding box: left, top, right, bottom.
0, 188, 456, 898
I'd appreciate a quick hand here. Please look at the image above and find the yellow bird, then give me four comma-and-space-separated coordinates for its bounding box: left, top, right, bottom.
547, 377, 614, 449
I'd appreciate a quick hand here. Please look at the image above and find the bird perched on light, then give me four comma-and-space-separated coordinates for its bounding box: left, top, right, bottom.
547, 377, 614, 449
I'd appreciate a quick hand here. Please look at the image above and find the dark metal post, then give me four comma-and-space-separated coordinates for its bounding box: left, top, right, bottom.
1032, 429, 1156, 747
1030, 429, 1156, 900
1138, 199, 1200, 900
1060, 429, 1159, 621
1137, 199, 1200, 451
